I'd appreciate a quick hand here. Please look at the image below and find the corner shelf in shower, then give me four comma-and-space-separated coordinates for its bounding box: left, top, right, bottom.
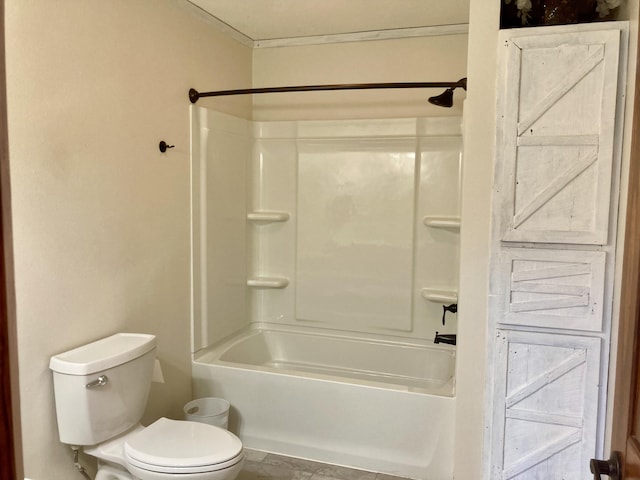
247, 277, 289, 289
247, 211, 290, 224
422, 216, 461, 229
421, 288, 458, 303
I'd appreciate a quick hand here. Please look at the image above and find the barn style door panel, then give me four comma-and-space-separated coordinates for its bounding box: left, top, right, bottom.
498, 29, 620, 245
487, 22, 627, 480
493, 248, 606, 331
490, 330, 601, 479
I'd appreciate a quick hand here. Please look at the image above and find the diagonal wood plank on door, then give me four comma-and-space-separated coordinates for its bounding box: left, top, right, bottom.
505, 349, 586, 408
510, 281, 589, 296
513, 149, 598, 229
510, 295, 589, 312
517, 45, 604, 136
511, 263, 592, 282
506, 408, 584, 428
502, 430, 582, 479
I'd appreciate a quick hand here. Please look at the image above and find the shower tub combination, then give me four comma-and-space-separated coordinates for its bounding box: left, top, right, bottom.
190, 110, 462, 479
192, 325, 455, 479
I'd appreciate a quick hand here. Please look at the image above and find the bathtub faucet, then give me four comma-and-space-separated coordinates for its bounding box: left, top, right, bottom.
434, 332, 457, 346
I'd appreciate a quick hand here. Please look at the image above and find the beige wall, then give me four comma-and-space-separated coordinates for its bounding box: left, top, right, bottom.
5, 1, 251, 478
252, 35, 468, 121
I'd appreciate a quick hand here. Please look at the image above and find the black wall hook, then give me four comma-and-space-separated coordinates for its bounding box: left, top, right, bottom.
159, 141, 175, 153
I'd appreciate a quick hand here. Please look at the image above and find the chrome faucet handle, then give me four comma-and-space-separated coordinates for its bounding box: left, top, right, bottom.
86, 375, 109, 389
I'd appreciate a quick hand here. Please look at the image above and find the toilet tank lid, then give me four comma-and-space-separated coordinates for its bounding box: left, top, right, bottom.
49, 333, 156, 375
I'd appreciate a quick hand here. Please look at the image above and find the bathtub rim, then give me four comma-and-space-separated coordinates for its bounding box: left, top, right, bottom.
193, 322, 456, 397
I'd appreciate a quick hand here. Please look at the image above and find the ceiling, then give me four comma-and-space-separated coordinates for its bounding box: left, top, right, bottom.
187, 0, 470, 41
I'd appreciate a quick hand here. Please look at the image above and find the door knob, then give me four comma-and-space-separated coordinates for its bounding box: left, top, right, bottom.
590, 451, 621, 480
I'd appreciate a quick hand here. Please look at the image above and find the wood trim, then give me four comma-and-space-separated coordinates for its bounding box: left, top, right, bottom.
0, 0, 22, 478
611, 21, 640, 456
253, 24, 470, 48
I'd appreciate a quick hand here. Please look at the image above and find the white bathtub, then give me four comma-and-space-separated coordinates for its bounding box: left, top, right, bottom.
192, 325, 456, 479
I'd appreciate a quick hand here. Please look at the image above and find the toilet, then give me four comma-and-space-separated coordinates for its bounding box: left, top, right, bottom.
49, 333, 244, 480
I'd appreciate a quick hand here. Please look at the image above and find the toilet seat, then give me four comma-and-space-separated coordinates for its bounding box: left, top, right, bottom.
124, 417, 244, 475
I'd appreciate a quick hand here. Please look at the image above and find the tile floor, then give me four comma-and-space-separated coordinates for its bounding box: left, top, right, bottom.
239, 449, 412, 480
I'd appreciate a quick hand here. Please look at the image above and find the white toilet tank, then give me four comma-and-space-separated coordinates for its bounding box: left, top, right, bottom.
49, 333, 156, 446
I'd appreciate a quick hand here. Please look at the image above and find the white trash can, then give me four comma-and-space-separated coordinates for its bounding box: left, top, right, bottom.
184, 397, 230, 429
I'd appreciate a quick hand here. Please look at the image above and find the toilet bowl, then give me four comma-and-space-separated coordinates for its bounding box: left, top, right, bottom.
49, 333, 245, 480
124, 418, 244, 480
87, 418, 244, 480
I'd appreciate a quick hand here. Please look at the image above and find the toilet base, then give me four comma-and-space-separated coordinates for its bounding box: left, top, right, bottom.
95, 461, 134, 480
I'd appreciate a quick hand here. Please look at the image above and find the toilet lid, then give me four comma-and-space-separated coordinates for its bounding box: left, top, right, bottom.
124, 417, 243, 473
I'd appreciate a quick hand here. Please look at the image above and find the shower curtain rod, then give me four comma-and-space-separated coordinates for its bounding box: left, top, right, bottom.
188, 78, 467, 104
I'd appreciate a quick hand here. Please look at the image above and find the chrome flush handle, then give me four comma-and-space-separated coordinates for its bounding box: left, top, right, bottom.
86, 375, 109, 389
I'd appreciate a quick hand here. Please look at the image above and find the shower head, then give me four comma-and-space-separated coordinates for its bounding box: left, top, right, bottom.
428, 88, 455, 108
428, 77, 467, 108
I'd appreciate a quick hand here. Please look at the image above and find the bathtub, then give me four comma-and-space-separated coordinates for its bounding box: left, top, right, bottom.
192, 325, 455, 479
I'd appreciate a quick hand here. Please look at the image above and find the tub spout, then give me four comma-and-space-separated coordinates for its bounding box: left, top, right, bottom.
434, 332, 456, 346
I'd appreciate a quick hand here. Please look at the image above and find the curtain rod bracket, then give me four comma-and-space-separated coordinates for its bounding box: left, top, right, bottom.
189, 88, 200, 104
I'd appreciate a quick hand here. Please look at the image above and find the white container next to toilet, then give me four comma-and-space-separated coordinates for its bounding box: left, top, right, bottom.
184, 397, 230, 429
49, 333, 244, 480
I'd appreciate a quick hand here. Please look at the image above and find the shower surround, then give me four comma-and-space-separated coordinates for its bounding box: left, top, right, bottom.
190, 108, 462, 479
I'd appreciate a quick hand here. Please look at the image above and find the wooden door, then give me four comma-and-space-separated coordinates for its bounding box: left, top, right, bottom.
491, 330, 601, 478
0, 0, 21, 478
609, 18, 640, 478
497, 29, 621, 245
490, 23, 627, 479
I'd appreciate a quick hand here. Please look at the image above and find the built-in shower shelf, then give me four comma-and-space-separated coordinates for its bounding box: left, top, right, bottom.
422, 216, 461, 229
247, 211, 290, 224
247, 277, 289, 289
421, 288, 458, 303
